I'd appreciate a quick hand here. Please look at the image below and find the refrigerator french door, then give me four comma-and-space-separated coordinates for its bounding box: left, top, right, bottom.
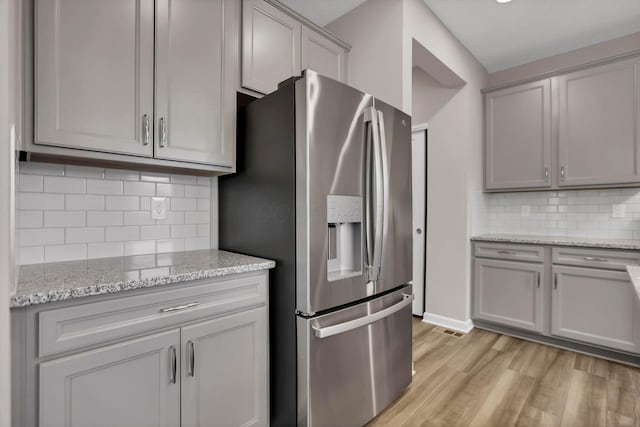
219, 70, 412, 427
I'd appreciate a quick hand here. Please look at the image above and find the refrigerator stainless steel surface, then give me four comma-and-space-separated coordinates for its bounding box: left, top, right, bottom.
220, 70, 412, 427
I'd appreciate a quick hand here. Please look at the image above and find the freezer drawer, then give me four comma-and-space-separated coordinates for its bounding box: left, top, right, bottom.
297, 285, 413, 427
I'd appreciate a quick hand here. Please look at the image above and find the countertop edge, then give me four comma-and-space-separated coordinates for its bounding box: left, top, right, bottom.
470, 235, 640, 251
10, 260, 275, 309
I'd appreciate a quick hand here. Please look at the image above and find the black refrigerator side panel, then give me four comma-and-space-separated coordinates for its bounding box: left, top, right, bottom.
219, 86, 297, 427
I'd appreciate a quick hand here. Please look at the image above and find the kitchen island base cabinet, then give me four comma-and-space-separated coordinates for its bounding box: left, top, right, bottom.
473, 259, 544, 333
39, 330, 181, 427
552, 266, 640, 354
181, 308, 268, 427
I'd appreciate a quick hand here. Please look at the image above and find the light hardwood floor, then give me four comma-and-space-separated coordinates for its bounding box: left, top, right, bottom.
368, 318, 640, 427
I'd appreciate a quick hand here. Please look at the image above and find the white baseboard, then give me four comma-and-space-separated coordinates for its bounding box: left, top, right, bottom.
422, 312, 474, 333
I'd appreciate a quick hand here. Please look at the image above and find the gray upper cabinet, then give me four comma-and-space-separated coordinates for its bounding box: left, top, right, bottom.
39, 329, 181, 427
35, 0, 155, 157
557, 58, 640, 187
155, 0, 237, 167
473, 258, 544, 333
301, 26, 347, 83
181, 307, 268, 427
552, 266, 640, 354
485, 79, 552, 190
242, 0, 301, 94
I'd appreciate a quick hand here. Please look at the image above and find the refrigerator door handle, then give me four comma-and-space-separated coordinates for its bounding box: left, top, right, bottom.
375, 109, 389, 277
364, 107, 384, 283
312, 294, 414, 338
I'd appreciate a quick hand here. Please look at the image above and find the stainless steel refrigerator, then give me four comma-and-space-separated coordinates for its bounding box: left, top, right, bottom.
219, 70, 413, 427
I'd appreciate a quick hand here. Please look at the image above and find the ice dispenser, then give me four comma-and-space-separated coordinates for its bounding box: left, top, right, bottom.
327, 195, 363, 281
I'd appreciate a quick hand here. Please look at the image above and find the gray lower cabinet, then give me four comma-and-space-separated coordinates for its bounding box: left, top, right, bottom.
552, 266, 640, 353
473, 258, 544, 333
39, 329, 181, 427
181, 308, 268, 427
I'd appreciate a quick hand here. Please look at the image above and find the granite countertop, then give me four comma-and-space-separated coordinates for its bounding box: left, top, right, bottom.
626, 266, 640, 305
11, 249, 275, 308
471, 233, 640, 250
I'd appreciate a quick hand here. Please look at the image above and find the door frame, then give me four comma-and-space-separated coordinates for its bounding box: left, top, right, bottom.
411, 123, 427, 316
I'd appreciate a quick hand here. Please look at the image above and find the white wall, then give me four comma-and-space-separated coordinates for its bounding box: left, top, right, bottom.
326, 0, 404, 110
0, 0, 15, 422
411, 67, 458, 125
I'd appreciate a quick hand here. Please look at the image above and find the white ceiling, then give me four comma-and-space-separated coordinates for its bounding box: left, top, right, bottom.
278, 0, 367, 26
423, 0, 640, 73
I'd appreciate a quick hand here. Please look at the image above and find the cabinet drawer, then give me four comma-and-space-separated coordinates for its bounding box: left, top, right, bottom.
474, 242, 544, 263
38, 273, 267, 357
552, 247, 640, 271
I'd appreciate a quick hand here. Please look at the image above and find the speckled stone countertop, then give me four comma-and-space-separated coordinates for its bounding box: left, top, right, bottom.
626, 266, 640, 305
11, 249, 275, 308
471, 233, 640, 250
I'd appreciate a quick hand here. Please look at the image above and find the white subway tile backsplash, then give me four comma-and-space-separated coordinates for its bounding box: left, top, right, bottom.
106, 196, 139, 211
474, 188, 640, 239
44, 176, 86, 194
19, 175, 43, 192
19, 246, 44, 265
65, 165, 105, 179
87, 179, 123, 195
17, 162, 211, 264
45, 244, 87, 263
66, 195, 105, 210
185, 185, 209, 198
66, 227, 105, 244
87, 211, 123, 227
141, 225, 170, 240
19, 193, 64, 210
106, 226, 140, 242
124, 211, 154, 226
125, 240, 156, 256
105, 168, 140, 181
44, 211, 86, 228
157, 183, 184, 197
124, 181, 155, 196
17, 211, 43, 229
88, 242, 124, 259
18, 228, 64, 246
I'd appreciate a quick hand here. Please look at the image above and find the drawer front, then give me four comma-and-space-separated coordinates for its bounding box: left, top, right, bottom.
552, 247, 640, 271
38, 273, 267, 358
474, 242, 544, 263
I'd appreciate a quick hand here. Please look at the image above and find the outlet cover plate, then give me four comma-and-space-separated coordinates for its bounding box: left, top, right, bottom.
151, 197, 167, 219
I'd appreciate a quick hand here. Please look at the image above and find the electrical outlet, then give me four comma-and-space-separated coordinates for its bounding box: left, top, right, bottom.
521, 205, 531, 217
151, 197, 167, 219
612, 204, 626, 219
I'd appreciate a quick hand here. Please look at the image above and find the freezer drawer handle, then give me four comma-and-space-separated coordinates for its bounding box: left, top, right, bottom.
312, 294, 414, 339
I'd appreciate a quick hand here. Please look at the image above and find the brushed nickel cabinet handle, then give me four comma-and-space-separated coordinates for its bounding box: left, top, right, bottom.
554, 274, 558, 290
537, 272, 541, 289
160, 302, 200, 313
584, 257, 609, 262
159, 117, 167, 148
544, 168, 549, 179
169, 346, 177, 384
560, 166, 565, 180
497, 250, 516, 255
142, 114, 150, 146
187, 341, 195, 377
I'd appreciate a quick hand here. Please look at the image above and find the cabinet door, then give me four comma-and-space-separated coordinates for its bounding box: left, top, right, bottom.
557, 59, 640, 186
485, 80, 552, 190
242, 0, 301, 94
39, 330, 181, 427
552, 266, 640, 353
36, 0, 154, 157
181, 307, 268, 427
301, 26, 347, 83
473, 259, 544, 333
155, 0, 238, 167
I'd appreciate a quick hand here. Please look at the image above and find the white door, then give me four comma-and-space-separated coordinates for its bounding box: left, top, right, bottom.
411, 128, 426, 316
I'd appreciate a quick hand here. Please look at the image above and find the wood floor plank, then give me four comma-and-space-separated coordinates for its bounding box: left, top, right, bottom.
368, 320, 640, 427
